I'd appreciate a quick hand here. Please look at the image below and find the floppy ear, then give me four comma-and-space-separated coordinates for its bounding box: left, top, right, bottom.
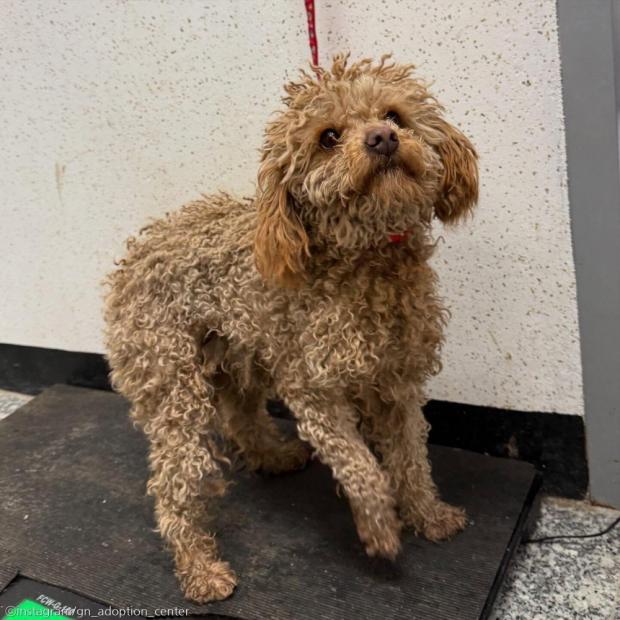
254, 160, 310, 288
432, 118, 479, 224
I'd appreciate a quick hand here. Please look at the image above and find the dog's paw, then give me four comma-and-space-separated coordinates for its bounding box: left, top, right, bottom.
352, 500, 402, 560
180, 559, 237, 603
406, 501, 467, 542
259, 439, 312, 474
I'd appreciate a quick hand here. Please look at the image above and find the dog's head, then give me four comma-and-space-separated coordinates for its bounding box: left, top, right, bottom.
255, 54, 478, 287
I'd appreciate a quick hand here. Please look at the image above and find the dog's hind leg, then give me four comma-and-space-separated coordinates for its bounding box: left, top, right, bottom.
216, 375, 311, 474
137, 335, 237, 603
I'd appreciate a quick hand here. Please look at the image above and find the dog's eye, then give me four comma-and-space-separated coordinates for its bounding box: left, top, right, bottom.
319, 128, 340, 149
385, 111, 403, 127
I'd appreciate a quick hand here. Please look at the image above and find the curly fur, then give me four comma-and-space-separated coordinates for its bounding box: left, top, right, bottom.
104, 53, 478, 602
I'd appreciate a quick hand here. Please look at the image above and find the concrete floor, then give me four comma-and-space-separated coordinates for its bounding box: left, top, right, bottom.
1, 388, 618, 618
0, 388, 30, 420
492, 498, 619, 620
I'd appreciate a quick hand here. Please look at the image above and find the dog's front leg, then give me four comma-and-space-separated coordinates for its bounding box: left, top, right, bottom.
281, 389, 402, 559
369, 399, 467, 542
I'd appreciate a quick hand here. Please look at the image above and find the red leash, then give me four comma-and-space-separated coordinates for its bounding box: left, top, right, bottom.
304, 0, 318, 65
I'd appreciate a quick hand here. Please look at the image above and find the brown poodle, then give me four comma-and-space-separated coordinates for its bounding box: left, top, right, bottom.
104, 54, 478, 603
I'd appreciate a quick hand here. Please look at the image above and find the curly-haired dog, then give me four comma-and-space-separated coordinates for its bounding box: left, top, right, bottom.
104, 54, 478, 602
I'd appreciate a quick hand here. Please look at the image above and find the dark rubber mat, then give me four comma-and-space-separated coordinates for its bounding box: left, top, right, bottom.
0, 385, 540, 619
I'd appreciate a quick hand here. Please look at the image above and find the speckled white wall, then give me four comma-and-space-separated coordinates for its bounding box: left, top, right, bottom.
0, 0, 583, 415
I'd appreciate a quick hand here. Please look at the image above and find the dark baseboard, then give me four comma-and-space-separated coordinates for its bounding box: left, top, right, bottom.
0, 342, 588, 498
0, 343, 110, 395
423, 400, 588, 499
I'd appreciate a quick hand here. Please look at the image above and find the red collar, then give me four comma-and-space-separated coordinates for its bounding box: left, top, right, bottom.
388, 230, 412, 244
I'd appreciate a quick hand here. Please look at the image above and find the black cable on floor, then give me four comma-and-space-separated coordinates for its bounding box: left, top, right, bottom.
523, 515, 620, 544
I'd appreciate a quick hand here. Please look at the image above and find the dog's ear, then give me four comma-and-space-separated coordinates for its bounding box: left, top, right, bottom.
431, 118, 479, 224
254, 159, 310, 288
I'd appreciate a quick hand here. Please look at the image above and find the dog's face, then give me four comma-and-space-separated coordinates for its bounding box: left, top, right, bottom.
255, 54, 478, 286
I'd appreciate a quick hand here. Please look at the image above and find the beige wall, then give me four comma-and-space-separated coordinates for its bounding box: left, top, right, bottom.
0, 0, 584, 414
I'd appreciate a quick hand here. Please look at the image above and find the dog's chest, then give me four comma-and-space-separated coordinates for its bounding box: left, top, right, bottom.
284, 281, 444, 387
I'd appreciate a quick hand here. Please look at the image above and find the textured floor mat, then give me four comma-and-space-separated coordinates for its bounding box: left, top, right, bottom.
0, 385, 539, 619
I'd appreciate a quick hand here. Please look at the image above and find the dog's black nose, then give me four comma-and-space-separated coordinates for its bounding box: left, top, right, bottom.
365, 125, 399, 156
